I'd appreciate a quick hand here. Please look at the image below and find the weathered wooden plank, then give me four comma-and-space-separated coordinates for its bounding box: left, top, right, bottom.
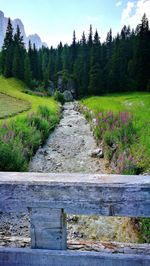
30, 208, 67, 250
0, 172, 149, 217
0, 248, 150, 266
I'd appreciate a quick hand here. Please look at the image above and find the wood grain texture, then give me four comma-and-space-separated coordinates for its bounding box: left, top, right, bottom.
0, 172, 150, 217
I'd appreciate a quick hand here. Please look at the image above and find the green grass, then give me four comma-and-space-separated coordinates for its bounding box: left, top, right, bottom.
0, 76, 60, 171
0, 92, 30, 119
81, 92, 150, 170
0, 76, 59, 121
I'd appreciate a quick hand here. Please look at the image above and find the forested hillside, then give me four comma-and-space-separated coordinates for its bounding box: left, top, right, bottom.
0, 14, 150, 97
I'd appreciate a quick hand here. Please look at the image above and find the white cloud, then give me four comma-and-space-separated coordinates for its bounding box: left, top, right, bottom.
121, 0, 150, 28
116, 1, 122, 7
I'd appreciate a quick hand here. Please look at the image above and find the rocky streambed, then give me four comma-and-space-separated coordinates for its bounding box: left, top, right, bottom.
0, 102, 144, 252
29, 102, 106, 173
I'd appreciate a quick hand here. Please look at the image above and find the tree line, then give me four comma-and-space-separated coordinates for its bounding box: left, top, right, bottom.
0, 15, 150, 97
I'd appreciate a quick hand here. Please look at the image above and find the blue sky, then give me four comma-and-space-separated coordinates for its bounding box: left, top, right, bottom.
0, 0, 150, 47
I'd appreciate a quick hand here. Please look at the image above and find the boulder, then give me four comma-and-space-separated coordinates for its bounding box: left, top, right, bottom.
63, 90, 73, 102
57, 76, 64, 92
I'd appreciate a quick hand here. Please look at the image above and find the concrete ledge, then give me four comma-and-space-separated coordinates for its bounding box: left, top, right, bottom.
0, 172, 150, 216
0, 248, 150, 266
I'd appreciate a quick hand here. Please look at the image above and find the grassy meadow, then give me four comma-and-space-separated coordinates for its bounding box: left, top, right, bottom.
81, 92, 150, 173
0, 76, 60, 171
0, 92, 30, 119
0, 76, 59, 120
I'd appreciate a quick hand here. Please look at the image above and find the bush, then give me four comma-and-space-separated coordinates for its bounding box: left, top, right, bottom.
54, 90, 65, 105
0, 137, 27, 171
91, 110, 140, 174
27, 114, 50, 142
116, 153, 139, 175
10, 119, 41, 159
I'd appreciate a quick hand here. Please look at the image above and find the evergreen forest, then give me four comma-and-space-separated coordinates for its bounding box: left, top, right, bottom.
0, 14, 150, 97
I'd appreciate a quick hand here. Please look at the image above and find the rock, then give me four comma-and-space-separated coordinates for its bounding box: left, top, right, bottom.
91, 148, 104, 158
142, 171, 150, 176
63, 90, 73, 101
0, 10, 47, 49
111, 143, 117, 152
90, 110, 94, 119
92, 118, 97, 126
57, 75, 77, 99
67, 79, 76, 98
57, 76, 63, 92
43, 150, 49, 156
97, 150, 104, 158
46, 157, 51, 160
27, 34, 47, 50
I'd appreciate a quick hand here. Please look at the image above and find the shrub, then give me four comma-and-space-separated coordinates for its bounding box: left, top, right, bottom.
91, 110, 140, 174
38, 105, 51, 120
0, 137, 27, 171
10, 119, 41, 159
103, 130, 118, 147
54, 90, 65, 105
116, 153, 138, 175
27, 114, 50, 142
94, 111, 135, 146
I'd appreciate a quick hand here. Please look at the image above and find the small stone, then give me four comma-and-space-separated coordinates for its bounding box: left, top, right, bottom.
43, 150, 49, 156
56, 163, 62, 167
97, 150, 104, 158
91, 148, 103, 158
46, 157, 51, 160
111, 144, 117, 152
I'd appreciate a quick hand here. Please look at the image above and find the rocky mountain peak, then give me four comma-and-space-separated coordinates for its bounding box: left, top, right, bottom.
0, 10, 47, 49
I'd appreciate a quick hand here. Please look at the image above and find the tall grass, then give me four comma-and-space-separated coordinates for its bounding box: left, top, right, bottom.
81, 92, 150, 172
0, 105, 59, 171
0, 76, 60, 171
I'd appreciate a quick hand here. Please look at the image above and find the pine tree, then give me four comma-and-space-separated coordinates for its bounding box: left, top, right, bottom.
135, 14, 150, 90
106, 29, 112, 60
88, 25, 93, 48
88, 30, 103, 95
12, 25, 25, 79
28, 42, 39, 81
74, 32, 89, 97
70, 30, 77, 71
1, 18, 14, 77
55, 42, 63, 73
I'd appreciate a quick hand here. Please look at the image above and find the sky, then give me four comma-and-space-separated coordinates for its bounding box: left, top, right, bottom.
0, 0, 150, 47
